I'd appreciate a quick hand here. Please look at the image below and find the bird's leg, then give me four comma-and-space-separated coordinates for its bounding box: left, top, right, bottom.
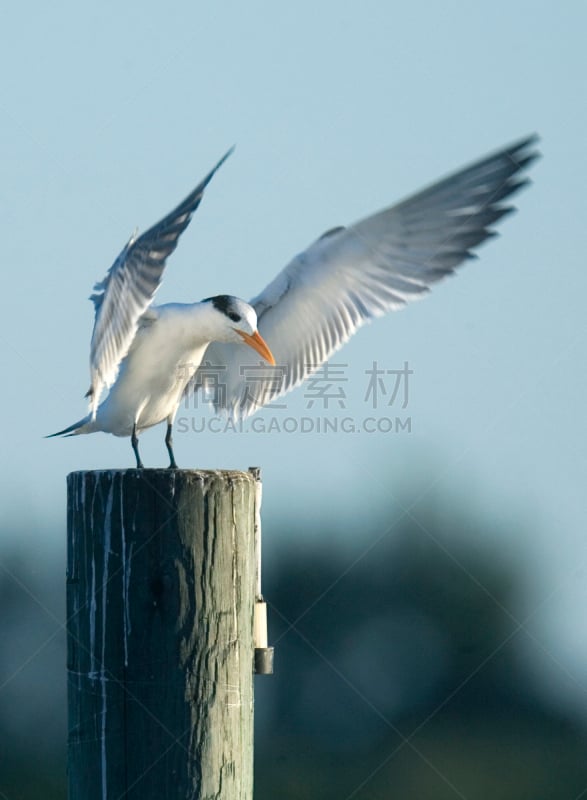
165, 421, 178, 469
131, 424, 144, 469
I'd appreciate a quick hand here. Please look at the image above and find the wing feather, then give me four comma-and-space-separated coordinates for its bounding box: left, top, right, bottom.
194, 136, 539, 419
87, 148, 233, 414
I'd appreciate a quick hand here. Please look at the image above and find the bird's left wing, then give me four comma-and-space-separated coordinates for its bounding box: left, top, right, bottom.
193, 135, 539, 420
87, 148, 233, 415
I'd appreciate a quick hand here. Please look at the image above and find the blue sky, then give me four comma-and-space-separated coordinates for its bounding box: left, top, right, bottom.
1, 2, 586, 711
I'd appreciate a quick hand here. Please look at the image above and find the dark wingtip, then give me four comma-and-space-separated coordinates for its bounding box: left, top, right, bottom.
509, 134, 542, 166
195, 146, 236, 197
509, 133, 540, 152
214, 145, 235, 174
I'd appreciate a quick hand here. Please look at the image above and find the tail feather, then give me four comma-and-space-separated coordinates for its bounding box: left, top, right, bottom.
46, 415, 94, 438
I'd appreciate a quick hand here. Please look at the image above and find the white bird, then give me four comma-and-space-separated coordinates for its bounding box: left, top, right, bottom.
49, 136, 539, 467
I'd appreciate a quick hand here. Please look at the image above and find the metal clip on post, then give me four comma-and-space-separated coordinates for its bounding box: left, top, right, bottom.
249, 467, 274, 675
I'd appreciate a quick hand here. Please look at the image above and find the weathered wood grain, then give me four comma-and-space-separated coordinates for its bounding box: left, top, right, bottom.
66, 469, 256, 799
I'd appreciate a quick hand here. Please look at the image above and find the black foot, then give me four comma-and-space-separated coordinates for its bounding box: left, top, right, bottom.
165, 422, 178, 469
131, 424, 144, 469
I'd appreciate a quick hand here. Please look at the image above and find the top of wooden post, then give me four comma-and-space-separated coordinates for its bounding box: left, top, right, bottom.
67, 467, 260, 479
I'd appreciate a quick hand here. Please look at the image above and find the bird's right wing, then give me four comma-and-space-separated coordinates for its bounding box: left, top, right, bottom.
194, 135, 539, 419
86, 148, 233, 415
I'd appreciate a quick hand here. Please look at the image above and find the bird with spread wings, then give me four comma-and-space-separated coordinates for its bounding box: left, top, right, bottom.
49, 136, 539, 467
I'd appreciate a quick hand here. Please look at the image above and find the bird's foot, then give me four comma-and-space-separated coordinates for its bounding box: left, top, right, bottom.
165, 422, 177, 469
131, 424, 144, 469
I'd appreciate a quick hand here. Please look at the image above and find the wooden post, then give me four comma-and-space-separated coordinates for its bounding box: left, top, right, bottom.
66, 469, 256, 799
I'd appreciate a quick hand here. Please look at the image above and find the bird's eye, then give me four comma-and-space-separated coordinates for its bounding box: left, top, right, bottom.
228, 312, 241, 323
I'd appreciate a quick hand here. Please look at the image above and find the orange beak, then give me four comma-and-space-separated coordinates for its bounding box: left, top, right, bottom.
237, 329, 276, 365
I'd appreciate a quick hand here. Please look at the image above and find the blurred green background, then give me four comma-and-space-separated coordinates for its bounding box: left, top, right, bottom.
3, 490, 587, 798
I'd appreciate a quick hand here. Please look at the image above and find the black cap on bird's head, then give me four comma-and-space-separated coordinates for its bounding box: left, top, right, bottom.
202, 294, 276, 365
203, 294, 244, 323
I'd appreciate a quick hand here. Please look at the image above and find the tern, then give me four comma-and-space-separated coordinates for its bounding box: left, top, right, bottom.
49, 136, 539, 467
